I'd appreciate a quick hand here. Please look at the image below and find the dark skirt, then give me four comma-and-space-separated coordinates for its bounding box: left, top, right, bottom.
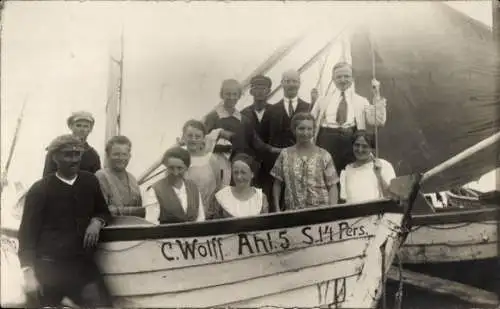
316, 127, 356, 173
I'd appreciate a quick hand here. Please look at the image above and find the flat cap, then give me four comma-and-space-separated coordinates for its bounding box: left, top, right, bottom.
46, 134, 84, 153
67, 111, 95, 127
250, 75, 272, 88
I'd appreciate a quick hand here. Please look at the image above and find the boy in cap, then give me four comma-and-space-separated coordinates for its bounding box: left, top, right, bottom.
19, 134, 112, 307
42, 111, 101, 176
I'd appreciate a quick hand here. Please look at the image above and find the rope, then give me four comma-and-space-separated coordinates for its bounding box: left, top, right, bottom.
368, 28, 380, 158
394, 252, 404, 309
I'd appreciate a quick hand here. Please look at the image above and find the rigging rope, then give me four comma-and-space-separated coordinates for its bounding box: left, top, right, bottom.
368, 29, 380, 158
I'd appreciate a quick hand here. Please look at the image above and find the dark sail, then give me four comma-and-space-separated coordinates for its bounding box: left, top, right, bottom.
350, 2, 500, 192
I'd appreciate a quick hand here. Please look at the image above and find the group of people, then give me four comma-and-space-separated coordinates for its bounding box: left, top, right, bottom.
17, 60, 396, 307
139, 61, 395, 224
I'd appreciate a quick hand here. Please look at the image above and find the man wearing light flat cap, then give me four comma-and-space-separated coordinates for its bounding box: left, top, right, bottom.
19, 134, 112, 307
42, 111, 101, 176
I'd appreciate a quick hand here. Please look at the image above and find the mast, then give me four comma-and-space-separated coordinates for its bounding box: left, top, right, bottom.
105, 26, 124, 145
493, 0, 500, 40
493, 0, 500, 191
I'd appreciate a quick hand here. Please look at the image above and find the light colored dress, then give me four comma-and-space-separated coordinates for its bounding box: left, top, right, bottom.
339, 159, 396, 204
185, 152, 222, 219
214, 186, 268, 218
95, 168, 144, 217
270, 146, 339, 210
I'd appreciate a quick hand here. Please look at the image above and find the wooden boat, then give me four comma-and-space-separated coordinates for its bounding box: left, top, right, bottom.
1, 179, 419, 308
397, 190, 499, 291
400, 193, 498, 264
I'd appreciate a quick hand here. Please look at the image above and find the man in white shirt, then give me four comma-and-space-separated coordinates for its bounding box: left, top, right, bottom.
311, 62, 383, 173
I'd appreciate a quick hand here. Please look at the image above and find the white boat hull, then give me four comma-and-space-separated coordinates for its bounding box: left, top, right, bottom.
96, 202, 406, 308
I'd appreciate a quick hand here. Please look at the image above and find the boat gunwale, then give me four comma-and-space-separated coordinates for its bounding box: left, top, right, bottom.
412, 205, 500, 225
98, 199, 403, 242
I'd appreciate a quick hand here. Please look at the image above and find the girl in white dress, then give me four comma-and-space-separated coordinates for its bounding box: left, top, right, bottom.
340, 131, 396, 204
214, 153, 269, 219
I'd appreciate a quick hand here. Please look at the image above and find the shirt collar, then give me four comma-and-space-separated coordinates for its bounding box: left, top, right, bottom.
55, 173, 78, 185
283, 97, 298, 104
215, 104, 242, 121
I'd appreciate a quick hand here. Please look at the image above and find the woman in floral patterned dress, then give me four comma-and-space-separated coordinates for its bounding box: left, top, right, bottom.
271, 112, 339, 211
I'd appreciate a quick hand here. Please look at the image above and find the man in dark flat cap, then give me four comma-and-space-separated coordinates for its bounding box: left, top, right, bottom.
241, 75, 274, 209
42, 111, 101, 176
241, 75, 273, 139
19, 134, 112, 308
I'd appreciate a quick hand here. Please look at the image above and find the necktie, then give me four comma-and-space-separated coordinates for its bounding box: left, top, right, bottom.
336, 91, 347, 125
288, 99, 294, 117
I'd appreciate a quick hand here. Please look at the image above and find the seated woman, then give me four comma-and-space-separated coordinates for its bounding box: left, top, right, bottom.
339, 131, 396, 203
213, 153, 269, 219
271, 112, 339, 211
182, 119, 225, 219
144, 146, 205, 224
95, 135, 144, 217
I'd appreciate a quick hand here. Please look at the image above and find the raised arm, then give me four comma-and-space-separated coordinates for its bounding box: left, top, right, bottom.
272, 179, 282, 213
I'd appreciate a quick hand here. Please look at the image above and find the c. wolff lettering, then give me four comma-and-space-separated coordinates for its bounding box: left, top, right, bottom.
161, 237, 224, 261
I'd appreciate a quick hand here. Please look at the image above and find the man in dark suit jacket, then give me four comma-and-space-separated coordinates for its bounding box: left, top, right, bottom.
241, 75, 273, 139
260, 69, 311, 211
241, 75, 273, 203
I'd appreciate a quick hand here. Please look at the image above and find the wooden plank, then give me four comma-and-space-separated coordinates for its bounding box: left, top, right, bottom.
401, 220, 498, 263
113, 257, 363, 308
341, 213, 404, 309
104, 238, 367, 295
405, 221, 497, 245
97, 216, 379, 274
227, 276, 353, 308
387, 266, 499, 306
412, 207, 500, 226
399, 241, 497, 263
99, 201, 403, 242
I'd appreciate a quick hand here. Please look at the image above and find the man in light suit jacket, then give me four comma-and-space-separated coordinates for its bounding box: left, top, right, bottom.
311, 62, 386, 173
260, 69, 310, 211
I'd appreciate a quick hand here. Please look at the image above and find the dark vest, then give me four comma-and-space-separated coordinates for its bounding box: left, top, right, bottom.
152, 179, 200, 224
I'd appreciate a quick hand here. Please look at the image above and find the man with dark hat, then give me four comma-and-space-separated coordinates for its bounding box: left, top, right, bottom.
19, 134, 112, 308
241, 75, 273, 139
241, 75, 274, 208
42, 111, 101, 176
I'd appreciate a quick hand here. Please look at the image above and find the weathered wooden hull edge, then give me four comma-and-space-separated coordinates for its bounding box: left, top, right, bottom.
400, 220, 498, 263
97, 212, 406, 308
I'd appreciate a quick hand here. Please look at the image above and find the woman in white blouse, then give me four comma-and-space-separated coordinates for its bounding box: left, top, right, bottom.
340, 131, 396, 204
144, 147, 205, 224
214, 153, 269, 219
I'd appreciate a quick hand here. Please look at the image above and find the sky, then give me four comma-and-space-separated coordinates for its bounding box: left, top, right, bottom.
0, 0, 496, 196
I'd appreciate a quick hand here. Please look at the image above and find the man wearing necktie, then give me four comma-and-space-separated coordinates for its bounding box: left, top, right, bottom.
311, 62, 378, 174
260, 69, 310, 211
